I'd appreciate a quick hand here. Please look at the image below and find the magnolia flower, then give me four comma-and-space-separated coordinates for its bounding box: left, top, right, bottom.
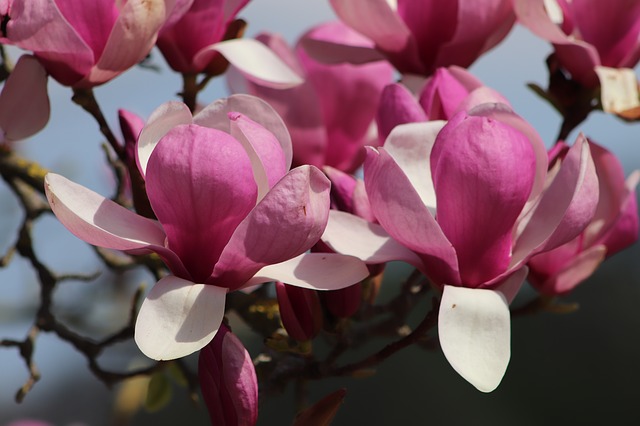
324, 0, 515, 75
376, 66, 510, 141
0, 55, 49, 143
45, 95, 368, 360
157, 0, 249, 73
199, 324, 258, 426
0, 0, 195, 87
228, 22, 393, 173
322, 104, 599, 391
528, 141, 640, 295
514, 0, 640, 87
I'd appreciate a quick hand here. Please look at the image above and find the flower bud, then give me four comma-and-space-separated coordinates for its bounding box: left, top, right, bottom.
275, 281, 323, 341
198, 324, 258, 426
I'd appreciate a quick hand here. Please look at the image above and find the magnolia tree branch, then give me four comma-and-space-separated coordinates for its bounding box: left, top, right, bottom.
0, 150, 172, 400
71, 88, 124, 160
256, 271, 440, 396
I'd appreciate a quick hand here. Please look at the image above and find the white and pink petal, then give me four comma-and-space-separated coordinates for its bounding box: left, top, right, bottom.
438, 285, 511, 393
135, 276, 227, 360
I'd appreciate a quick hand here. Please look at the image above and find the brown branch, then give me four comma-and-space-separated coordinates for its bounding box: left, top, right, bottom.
329, 297, 439, 378
71, 88, 124, 159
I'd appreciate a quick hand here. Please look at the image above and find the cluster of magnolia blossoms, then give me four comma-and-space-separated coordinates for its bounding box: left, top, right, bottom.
1, 0, 640, 424
0, 0, 302, 89
44, 94, 369, 422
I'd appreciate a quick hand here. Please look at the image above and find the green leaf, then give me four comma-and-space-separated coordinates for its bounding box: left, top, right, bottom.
166, 361, 188, 388
144, 372, 172, 412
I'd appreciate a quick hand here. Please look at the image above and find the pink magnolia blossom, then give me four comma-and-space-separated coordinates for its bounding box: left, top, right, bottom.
325, 0, 515, 75
322, 104, 599, 391
514, 0, 640, 87
157, 0, 303, 88
228, 22, 393, 173
0, 0, 194, 87
44, 94, 368, 361
157, 0, 249, 73
528, 141, 640, 295
0, 55, 49, 143
199, 324, 258, 426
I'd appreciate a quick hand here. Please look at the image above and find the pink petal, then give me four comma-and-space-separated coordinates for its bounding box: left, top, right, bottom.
297, 22, 393, 172
323, 166, 357, 213
438, 285, 511, 392
194, 94, 293, 169
300, 36, 386, 65
248, 253, 369, 291
137, 101, 193, 176
161, 0, 198, 30
78, 0, 167, 87
135, 276, 227, 360
53, 0, 118, 60
212, 166, 330, 290
431, 115, 536, 286
3, 0, 93, 85
384, 121, 445, 212
351, 176, 375, 223
514, 0, 577, 43
584, 142, 633, 243
419, 67, 473, 120
514, 0, 601, 86
157, 0, 244, 73
489, 266, 527, 304
228, 112, 287, 202
196, 38, 303, 89
0, 55, 50, 141
467, 102, 549, 201
376, 83, 427, 142
145, 124, 257, 283
570, 0, 640, 67
514, 135, 598, 261
598, 170, 640, 254
321, 210, 423, 267
44, 173, 188, 277
329, 0, 413, 53
529, 245, 606, 295
397, 0, 458, 71
435, 0, 515, 69
364, 147, 459, 284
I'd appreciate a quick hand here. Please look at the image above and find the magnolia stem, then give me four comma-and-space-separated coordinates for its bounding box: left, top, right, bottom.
181, 72, 199, 113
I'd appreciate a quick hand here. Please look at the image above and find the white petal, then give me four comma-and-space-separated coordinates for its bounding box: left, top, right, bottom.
384, 121, 445, 213
204, 39, 303, 89
245, 252, 369, 290
322, 210, 423, 266
438, 285, 511, 393
135, 276, 227, 360
44, 173, 166, 249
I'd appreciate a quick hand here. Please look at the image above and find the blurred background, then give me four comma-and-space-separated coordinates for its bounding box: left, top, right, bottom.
1, 0, 639, 425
